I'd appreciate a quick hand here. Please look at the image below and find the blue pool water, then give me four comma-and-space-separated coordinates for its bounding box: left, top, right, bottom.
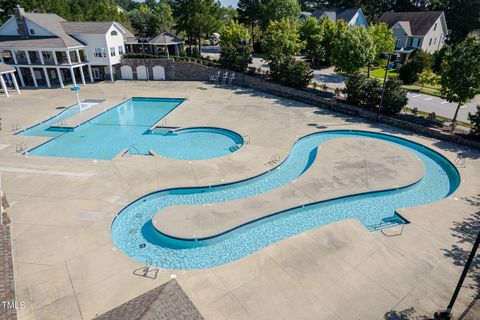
20, 98, 243, 160
111, 130, 460, 269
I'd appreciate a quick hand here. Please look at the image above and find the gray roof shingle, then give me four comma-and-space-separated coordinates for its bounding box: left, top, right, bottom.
61, 22, 115, 34
312, 8, 360, 24
94, 280, 204, 320
149, 32, 183, 45
378, 11, 444, 36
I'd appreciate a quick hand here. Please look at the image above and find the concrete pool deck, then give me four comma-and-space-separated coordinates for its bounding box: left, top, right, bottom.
0, 81, 479, 320
153, 138, 425, 240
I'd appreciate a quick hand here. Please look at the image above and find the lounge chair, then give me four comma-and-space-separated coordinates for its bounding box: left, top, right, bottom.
221, 72, 229, 85
228, 73, 235, 85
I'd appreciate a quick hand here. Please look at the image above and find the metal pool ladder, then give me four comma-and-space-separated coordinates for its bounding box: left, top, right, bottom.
133, 257, 160, 280
265, 153, 281, 166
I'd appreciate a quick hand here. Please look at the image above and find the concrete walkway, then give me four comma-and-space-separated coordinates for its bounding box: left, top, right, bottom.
0, 81, 479, 320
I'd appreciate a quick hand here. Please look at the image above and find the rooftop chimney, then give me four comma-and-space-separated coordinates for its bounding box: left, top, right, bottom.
13, 5, 29, 39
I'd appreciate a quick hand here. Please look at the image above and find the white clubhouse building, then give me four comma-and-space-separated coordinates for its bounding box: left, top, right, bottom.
0, 6, 134, 88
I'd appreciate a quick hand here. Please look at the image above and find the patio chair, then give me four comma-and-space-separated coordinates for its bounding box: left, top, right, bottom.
209, 71, 220, 83
221, 72, 229, 85
228, 73, 235, 85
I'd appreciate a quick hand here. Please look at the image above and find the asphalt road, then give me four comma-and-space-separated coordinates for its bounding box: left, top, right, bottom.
406, 92, 477, 123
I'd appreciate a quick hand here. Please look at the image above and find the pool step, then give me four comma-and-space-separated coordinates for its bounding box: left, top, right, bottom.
229, 144, 242, 152
367, 215, 406, 232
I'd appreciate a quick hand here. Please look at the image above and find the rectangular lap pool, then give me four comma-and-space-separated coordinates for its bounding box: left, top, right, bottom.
24, 98, 185, 160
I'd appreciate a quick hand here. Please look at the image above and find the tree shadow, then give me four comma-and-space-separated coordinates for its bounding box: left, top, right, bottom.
384, 308, 432, 320
432, 140, 480, 160
442, 194, 480, 297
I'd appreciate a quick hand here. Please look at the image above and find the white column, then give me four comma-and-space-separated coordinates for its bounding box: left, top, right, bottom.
69, 67, 77, 86
52, 51, 58, 65
25, 50, 31, 65
66, 51, 72, 65
29, 67, 38, 87
0, 75, 9, 97
79, 66, 86, 85
15, 67, 25, 87
43, 67, 51, 87
38, 50, 45, 65
87, 65, 94, 83
165, 45, 170, 58
76, 50, 81, 63
11, 72, 20, 95
56, 68, 64, 88
175, 45, 179, 57
11, 51, 18, 64
109, 65, 114, 83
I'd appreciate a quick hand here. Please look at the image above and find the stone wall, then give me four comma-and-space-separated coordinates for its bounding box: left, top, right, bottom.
120, 58, 479, 149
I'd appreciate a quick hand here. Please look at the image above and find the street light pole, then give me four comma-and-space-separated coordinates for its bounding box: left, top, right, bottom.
377, 53, 392, 120
435, 231, 480, 320
240, 39, 249, 87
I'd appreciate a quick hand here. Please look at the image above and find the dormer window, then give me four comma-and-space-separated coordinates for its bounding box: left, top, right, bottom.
29, 29, 35, 35
111, 30, 118, 36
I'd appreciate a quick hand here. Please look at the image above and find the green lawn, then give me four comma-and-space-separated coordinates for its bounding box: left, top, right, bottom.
368, 67, 398, 79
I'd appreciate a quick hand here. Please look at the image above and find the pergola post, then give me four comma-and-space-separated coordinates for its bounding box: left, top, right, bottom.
42, 67, 51, 87
87, 65, 94, 83
11, 71, 20, 94
109, 65, 114, 83
15, 67, 25, 87
0, 74, 9, 97
79, 66, 86, 85
29, 67, 38, 87
69, 67, 77, 86
56, 68, 64, 88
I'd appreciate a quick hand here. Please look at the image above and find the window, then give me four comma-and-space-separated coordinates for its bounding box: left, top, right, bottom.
118, 46, 124, 55
29, 28, 35, 35
434, 38, 437, 45
94, 48, 106, 58
434, 23, 437, 31
111, 30, 118, 36
429, 38, 432, 45
110, 47, 116, 57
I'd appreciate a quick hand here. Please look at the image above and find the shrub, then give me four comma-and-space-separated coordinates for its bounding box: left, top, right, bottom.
363, 78, 381, 110
398, 50, 433, 84
219, 46, 252, 72
398, 60, 422, 84
381, 78, 408, 115
344, 73, 367, 106
468, 106, 480, 138
269, 58, 313, 89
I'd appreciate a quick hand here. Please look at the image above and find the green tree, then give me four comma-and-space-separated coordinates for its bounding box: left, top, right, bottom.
418, 69, 440, 89
468, 106, 480, 138
440, 35, 480, 130
369, 22, 395, 63
299, 16, 323, 65
237, 0, 261, 43
219, 20, 252, 71
262, 18, 304, 62
331, 26, 375, 75
317, 16, 337, 65
259, 0, 301, 30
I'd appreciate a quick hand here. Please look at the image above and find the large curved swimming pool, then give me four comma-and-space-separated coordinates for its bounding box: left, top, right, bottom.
111, 130, 460, 269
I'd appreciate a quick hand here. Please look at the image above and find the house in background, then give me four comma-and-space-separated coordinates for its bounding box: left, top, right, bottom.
378, 11, 448, 62
301, 8, 368, 27
0, 5, 132, 88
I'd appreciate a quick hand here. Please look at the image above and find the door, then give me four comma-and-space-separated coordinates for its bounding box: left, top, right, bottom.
120, 65, 133, 80
92, 68, 101, 80
137, 66, 147, 80
152, 66, 165, 80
